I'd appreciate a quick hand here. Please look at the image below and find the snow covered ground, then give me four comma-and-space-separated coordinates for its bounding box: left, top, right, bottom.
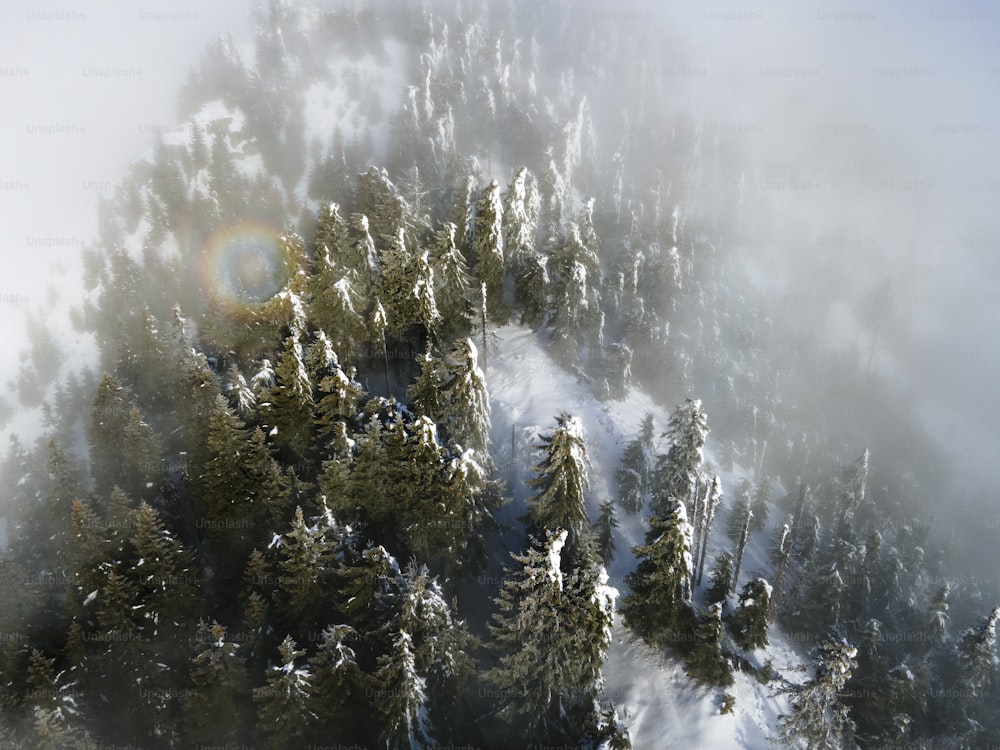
487, 324, 802, 749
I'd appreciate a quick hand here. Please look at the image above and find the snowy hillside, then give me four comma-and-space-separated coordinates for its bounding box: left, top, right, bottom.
488, 324, 803, 749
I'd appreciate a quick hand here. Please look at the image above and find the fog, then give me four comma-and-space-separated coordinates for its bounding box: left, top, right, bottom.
3, 0, 998, 544
1, 0, 253, 437
660, 0, 1000, 487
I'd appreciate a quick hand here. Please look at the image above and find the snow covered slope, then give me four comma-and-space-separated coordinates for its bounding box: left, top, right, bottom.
487, 324, 802, 749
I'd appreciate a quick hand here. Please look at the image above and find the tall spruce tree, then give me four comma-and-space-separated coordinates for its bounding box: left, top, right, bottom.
184, 621, 250, 746
686, 603, 733, 687
525, 413, 591, 553
437, 337, 491, 456
621, 499, 696, 649
651, 399, 709, 517
729, 578, 771, 651
487, 529, 614, 743
254, 636, 315, 750
473, 179, 506, 322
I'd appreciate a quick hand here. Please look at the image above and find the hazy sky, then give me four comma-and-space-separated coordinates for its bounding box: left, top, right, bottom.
1, 0, 998, 491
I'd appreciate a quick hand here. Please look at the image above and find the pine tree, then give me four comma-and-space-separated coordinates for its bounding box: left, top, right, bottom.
271, 507, 342, 633
727, 479, 753, 544
314, 352, 365, 444
706, 552, 735, 606
429, 221, 473, 338
408, 343, 445, 421
594, 498, 618, 564
129, 501, 201, 658
729, 578, 771, 651
375, 629, 436, 749
438, 337, 491, 456
525, 413, 590, 552
339, 544, 402, 658
517, 252, 549, 330
621, 500, 696, 649
226, 362, 257, 419
926, 581, 950, 647
686, 603, 733, 686
487, 529, 612, 742
651, 399, 709, 517
501, 166, 536, 271
264, 332, 314, 459
184, 621, 250, 746
254, 636, 315, 750
778, 637, 858, 749
616, 413, 654, 514
397, 563, 477, 733
730, 491, 754, 582
473, 179, 506, 322
89, 373, 135, 496
348, 212, 380, 292
307, 624, 370, 745
956, 606, 1000, 697
606, 342, 633, 400
769, 520, 794, 621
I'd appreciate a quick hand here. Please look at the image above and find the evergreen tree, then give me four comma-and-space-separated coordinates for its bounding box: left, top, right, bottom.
429, 221, 473, 338
731, 506, 753, 594
727, 479, 753, 544
397, 563, 477, 734
729, 578, 771, 651
651, 399, 709, 516
594, 498, 618, 564
525, 413, 590, 551
517, 252, 549, 330
226, 362, 257, 419
956, 606, 1000, 698
606, 342, 633, 400
254, 636, 315, 750
184, 621, 250, 746
129, 501, 201, 658
437, 337, 491, 456
339, 544, 402, 659
548, 231, 600, 366
313, 342, 365, 443
271, 506, 343, 634
778, 637, 858, 749
706, 552, 735, 606
501, 166, 536, 271
686, 603, 733, 686
348, 212, 380, 294
473, 179, 506, 322
925, 581, 951, 648
621, 499, 696, 649
375, 629, 436, 749
263, 332, 314, 459
487, 529, 614, 743
89, 374, 136, 496
307, 624, 370, 745
769, 520, 794, 622
408, 343, 445, 421
616, 413, 654, 514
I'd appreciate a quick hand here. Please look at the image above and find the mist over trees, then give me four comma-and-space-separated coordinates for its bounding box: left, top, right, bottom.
0, 1, 996, 748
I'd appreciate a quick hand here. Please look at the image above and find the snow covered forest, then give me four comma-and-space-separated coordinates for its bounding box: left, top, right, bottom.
0, 1, 997, 748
